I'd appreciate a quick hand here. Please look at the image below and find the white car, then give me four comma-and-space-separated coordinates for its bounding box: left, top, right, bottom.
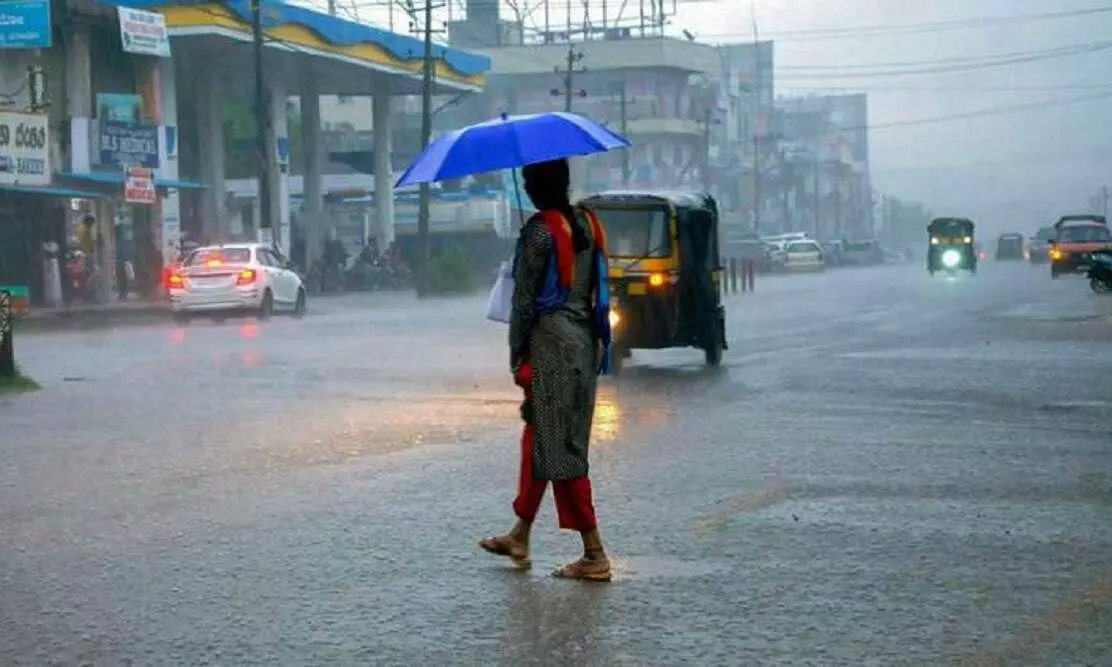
783, 239, 826, 272
167, 243, 307, 321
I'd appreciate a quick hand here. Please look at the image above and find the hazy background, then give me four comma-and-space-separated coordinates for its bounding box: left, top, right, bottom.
303, 0, 1112, 238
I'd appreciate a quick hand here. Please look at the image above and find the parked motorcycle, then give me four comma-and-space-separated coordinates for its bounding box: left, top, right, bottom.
64, 250, 98, 302
1087, 250, 1112, 294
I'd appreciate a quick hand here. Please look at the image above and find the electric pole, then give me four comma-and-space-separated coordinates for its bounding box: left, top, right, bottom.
410, 0, 441, 297
251, 0, 273, 244
552, 47, 586, 113
702, 108, 712, 192
750, 2, 762, 232
619, 85, 630, 186
1101, 186, 1109, 218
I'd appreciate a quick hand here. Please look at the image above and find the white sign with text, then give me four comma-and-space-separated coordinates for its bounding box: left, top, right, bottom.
118, 6, 170, 58
0, 111, 49, 186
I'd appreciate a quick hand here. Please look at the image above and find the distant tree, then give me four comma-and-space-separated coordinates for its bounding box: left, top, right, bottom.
222, 99, 305, 178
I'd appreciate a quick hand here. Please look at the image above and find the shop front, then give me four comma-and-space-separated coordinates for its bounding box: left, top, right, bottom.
58, 92, 203, 300
0, 110, 110, 308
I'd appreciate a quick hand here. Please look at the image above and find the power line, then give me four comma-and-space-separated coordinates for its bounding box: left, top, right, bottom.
775, 40, 1112, 71
775, 40, 1112, 79
776, 83, 1112, 93
701, 5, 1112, 43
832, 90, 1112, 132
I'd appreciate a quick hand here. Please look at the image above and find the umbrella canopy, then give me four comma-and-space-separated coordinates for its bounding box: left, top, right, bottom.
395, 112, 631, 188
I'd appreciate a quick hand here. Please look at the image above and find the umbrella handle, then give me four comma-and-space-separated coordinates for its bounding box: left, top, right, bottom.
511, 168, 526, 227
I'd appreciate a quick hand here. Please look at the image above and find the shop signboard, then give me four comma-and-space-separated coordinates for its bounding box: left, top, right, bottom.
99, 120, 159, 168
124, 166, 156, 204
0, 111, 49, 186
96, 93, 142, 123
117, 6, 170, 58
0, 0, 51, 49
0, 284, 29, 314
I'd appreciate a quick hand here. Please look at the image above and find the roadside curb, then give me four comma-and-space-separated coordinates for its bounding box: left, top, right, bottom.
14, 307, 170, 334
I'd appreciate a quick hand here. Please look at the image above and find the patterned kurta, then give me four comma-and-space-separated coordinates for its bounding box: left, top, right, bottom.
509, 210, 601, 481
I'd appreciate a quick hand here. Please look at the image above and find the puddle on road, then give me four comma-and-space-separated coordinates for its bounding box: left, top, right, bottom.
599, 556, 733, 582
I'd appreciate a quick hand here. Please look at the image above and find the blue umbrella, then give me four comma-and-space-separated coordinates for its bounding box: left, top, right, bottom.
394, 111, 631, 188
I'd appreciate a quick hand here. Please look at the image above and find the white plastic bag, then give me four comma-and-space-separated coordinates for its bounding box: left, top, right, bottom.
486, 260, 514, 323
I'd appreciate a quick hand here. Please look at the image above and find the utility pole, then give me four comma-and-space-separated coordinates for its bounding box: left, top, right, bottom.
553, 47, 587, 112
251, 0, 273, 244
551, 0, 586, 113
1101, 186, 1109, 218
750, 1, 762, 232
812, 157, 820, 238
619, 85, 630, 186
701, 107, 712, 192
410, 0, 441, 297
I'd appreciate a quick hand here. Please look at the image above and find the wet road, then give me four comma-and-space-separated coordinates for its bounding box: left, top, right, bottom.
2, 262, 1111, 666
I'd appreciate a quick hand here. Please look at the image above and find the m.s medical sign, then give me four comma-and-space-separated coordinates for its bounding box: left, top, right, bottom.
99, 120, 159, 169
0, 111, 49, 186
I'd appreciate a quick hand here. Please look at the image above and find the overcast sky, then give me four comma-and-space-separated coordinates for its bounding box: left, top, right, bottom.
309, 0, 1112, 235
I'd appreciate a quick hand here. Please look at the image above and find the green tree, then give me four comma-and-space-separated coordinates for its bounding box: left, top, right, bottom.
222, 99, 304, 179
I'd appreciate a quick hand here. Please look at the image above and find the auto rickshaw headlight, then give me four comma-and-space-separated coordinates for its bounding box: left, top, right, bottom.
941, 249, 962, 268
963, 236, 972, 244
608, 309, 620, 328
648, 273, 665, 287
930, 237, 940, 245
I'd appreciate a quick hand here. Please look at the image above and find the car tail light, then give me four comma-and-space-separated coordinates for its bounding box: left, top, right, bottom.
166, 270, 184, 288
236, 268, 257, 285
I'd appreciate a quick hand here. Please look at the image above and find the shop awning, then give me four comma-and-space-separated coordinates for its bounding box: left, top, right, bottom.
0, 183, 108, 199
58, 171, 207, 189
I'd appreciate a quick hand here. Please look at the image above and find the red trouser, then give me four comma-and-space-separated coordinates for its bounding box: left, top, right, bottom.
511, 364, 598, 532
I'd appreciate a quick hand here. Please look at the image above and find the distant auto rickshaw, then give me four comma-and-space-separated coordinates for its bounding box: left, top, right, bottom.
927, 217, 977, 275
581, 190, 727, 375
995, 233, 1025, 261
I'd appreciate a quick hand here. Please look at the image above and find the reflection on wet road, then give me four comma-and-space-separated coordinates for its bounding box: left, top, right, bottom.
2, 264, 1110, 665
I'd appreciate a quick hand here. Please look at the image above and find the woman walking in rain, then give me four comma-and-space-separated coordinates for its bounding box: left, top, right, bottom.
479, 158, 613, 582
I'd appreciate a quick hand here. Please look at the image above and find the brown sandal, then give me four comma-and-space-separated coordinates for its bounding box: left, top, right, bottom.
552, 556, 612, 582
478, 534, 531, 569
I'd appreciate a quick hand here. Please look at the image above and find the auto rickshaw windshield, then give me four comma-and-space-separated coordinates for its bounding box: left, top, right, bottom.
592, 206, 671, 258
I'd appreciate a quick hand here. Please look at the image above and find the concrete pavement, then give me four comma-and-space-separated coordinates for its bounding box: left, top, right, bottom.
1, 262, 1110, 665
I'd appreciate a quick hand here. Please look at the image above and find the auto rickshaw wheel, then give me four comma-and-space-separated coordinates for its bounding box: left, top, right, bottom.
704, 319, 724, 367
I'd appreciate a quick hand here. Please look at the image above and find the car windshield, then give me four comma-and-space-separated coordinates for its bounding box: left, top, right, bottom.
1034, 227, 1056, 241
185, 248, 252, 266
594, 207, 670, 258
1058, 225, 1111, 243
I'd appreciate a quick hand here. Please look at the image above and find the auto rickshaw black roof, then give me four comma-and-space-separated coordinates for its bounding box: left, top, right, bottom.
581, 189, 718, 222
928, 217, 975, 231
1055, 214, 1107, 228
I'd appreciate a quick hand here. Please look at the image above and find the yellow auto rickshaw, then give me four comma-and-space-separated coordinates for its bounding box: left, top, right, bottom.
580, 190, 727, 375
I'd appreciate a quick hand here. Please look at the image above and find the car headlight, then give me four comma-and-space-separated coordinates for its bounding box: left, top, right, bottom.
941, 249, 961, 267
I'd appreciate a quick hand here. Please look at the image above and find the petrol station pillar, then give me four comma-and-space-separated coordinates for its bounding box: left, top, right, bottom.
266, 75, 291, 254
195, 73, 226, 243
300, 76, 324, 267
372, 83, 395, 251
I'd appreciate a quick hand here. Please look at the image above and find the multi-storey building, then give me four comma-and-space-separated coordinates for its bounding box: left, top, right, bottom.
773, 93, 872, 240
